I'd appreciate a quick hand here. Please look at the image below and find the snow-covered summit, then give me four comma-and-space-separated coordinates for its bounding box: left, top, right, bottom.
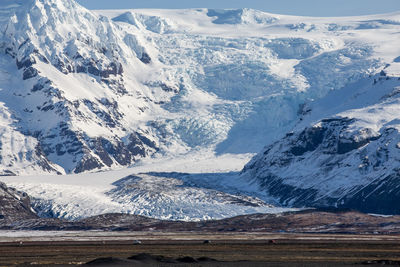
206, 8, 279, 25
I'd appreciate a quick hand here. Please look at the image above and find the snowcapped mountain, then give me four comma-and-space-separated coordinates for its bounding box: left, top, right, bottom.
1, 0, 400, 219
242, 71, 400, 214
0, 0, 159, 174
1, 0, 399, 175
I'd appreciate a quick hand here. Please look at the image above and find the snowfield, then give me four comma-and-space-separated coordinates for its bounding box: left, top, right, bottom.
0, 0, 400, 219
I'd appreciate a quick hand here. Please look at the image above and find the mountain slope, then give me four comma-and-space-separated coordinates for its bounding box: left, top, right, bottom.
1, 1, 399, 174
0, 0, 160, 174
0, 181, 38, 223
241, 71, 400, 214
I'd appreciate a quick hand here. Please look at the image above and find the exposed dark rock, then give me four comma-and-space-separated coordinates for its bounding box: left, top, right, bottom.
100, 78, 128, 95
37, 53, 49, 64
127, 132, 158, 158
55, 144, 66, 156
290, 126, 326, 156
76, 64, 86, 73
34, 144, 63, 174
41, 122, 85, 160
98, 138, 129, 166
337, 135, 380, 154
16, 56, 36, 70
74, 155, 104, 173
88, 64, 100, 76
22, 66, 38, 80
74, 53, 84, 60
84, 60, 123, 78
132, 132, 157, 150
31, 78, 51, 92
257, 174, 320, 206
100, 62, 123, 78
5, 47, 15, 58
43, 86, 63, 99
18, 38, 30, 50
0, 170, 16, 176
92, 138, 114, 167
0, 9, 157, 176
338, 171, 400, 214
82, 99, 121, 128
287, 118, 379, 157
160, 83, 179, 93
54, 57, 74, 74
89, 133, 158, 168
3, 183, 400, 233
0, 182, 38, 224
41, 104, 55, 112
37, 116, 157, 173
338, 127, 381, 154
140, 52, 151, 64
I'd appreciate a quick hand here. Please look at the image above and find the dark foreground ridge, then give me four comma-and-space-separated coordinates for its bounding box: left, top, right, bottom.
84, 253, 218, 266
2, 209, 400, 234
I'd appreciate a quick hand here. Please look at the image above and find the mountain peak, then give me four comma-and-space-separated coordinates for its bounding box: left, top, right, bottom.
0, 0, 80, 12
206, 8, 278, 25
1, 0, 94, 35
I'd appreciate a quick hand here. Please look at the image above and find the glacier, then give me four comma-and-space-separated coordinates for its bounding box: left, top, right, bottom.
0, 0, 400, 220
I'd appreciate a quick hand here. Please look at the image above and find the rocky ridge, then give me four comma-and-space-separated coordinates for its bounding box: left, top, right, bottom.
242, 73, 400, 214
0, 181, 38, 223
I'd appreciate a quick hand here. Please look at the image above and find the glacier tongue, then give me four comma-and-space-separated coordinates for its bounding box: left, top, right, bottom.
0, 152, 295, 221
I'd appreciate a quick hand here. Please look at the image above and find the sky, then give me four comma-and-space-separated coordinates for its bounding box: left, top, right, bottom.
76, 0, 400, 17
